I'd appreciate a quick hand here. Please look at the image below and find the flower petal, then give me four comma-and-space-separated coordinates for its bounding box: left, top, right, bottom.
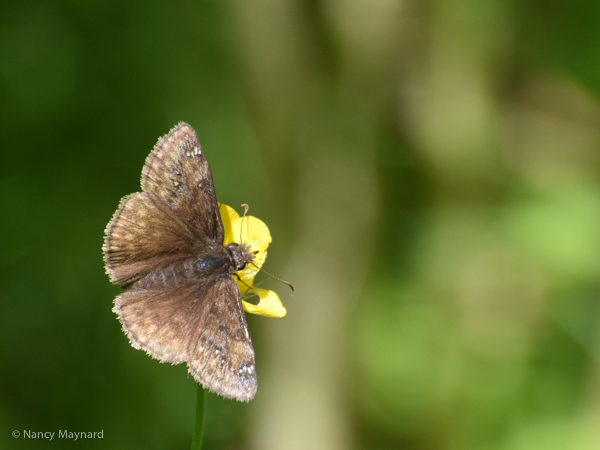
242, 288, 287, 318
219, 203, 285, 318
219, 203, 272, 285
219, 203, 240, 246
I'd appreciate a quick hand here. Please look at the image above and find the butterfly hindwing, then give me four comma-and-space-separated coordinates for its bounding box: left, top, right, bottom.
103, 192, 198, 284
114, 283, 199, 364
114, 276, 257, 402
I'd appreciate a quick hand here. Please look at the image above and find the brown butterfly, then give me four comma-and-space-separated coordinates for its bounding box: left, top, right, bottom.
103, 122, 258, 401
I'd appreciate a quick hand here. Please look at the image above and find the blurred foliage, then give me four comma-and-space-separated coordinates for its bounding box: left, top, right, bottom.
1, 0, 600, 449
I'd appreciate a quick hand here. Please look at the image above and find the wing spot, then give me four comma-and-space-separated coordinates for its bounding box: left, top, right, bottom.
238, 365, 253, 375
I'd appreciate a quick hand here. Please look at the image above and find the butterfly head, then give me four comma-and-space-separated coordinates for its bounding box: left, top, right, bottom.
226, 242, 255, 271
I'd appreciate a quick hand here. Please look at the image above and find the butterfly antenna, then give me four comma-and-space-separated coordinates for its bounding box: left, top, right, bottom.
240, 204, 249, 244
249, 261, 295, 295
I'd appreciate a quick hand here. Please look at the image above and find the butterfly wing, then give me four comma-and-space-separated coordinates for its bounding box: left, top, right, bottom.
103, 192, 199, 284
114, 276, 257, 401
103, 122, 224, 284
141, 122, 224, 245
113, 282, 199, 365
186, 276, 257, 401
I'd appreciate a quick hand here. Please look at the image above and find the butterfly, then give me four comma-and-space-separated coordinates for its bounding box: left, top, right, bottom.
103, 122, 258, 401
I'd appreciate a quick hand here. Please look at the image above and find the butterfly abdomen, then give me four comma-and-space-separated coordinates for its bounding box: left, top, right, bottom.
130, 254, 229, 290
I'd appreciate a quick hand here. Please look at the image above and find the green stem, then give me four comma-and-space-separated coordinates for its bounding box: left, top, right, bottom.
191, 385, 206, 450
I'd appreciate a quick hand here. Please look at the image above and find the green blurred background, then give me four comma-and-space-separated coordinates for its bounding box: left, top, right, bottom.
2, 0, 600, 449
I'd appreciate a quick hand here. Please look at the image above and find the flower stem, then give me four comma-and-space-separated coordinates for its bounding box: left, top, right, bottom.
191, 385, 205, 450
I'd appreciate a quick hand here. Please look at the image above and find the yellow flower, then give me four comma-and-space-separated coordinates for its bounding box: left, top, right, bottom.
219, 203, 287, 318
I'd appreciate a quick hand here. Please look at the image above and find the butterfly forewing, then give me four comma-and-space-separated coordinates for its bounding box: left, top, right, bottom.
141, 123, 224, 245
187, 277, 257, 401
103, 122, 258, 402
